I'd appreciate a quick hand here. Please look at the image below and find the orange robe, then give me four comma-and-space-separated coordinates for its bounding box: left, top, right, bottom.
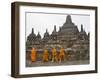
43, 50, 49, 62
30, 48, 36, 62
51, 48, 58, 62
59, 48, 65, 62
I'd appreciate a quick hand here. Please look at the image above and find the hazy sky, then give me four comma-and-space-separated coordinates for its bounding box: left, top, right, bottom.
26, 12, 90, 38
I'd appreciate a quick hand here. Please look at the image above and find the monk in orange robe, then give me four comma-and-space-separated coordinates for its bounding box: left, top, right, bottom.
51, 48, 58, 62
59, 47, 65, 63
30, 48, 36, 62
42, 49, 49, 62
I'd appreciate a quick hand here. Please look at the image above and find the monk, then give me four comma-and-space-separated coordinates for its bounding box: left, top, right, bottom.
51, 48, 58, 62
59, 47, 65, 63
30, 48, 36, 62
42, 49, 49, 62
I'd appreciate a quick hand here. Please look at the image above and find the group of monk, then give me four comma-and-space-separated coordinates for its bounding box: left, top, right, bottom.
30, 47, 65, 63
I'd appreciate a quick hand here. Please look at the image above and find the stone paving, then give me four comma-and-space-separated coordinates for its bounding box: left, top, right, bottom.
26, 60, 89, 67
